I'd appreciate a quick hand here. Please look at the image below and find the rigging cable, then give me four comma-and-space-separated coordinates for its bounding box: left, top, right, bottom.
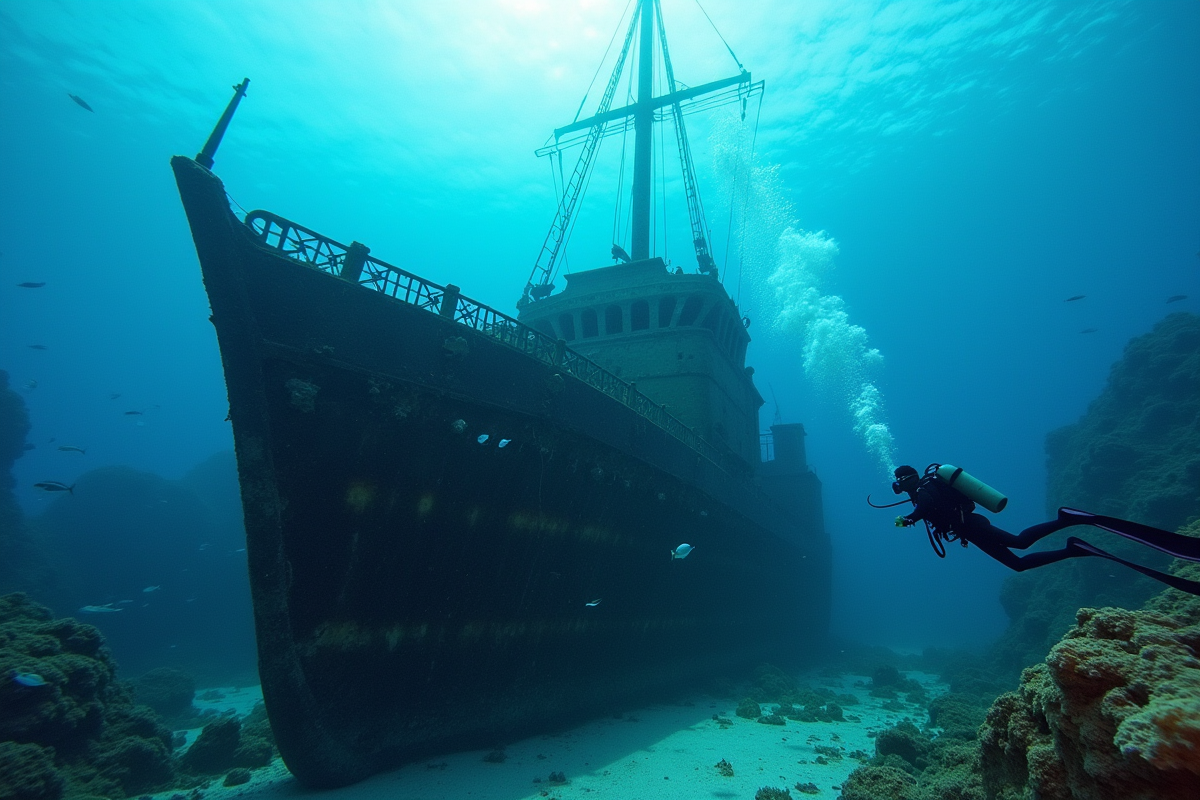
693, 0, 744, 71
721, 107, 746, 280
615, 50, 638, 251
734, 88, 764, 308
662, 94, 672, 261
574, 0, 635, 124
652, 57, 659, 256
555, 149, 570, 274
613, 121, 630, 249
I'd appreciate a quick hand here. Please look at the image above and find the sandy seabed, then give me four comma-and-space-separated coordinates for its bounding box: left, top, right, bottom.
159, 671, 946, 800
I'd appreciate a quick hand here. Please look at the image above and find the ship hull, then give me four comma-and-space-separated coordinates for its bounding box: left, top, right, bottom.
172, 156, 830, 787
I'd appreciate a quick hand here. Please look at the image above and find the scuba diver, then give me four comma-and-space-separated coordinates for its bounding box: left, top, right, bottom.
873, 463, 1200, 596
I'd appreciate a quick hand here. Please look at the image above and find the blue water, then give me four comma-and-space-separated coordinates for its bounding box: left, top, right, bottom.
1, 0, 1197, 667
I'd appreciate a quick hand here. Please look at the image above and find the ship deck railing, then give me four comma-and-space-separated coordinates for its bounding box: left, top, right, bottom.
243, 209, 747, 479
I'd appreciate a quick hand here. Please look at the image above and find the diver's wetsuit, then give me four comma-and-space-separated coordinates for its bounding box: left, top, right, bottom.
902, 481, 1200, 595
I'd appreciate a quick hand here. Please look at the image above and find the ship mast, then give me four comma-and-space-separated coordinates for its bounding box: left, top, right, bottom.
521, 0, 759, 307
630, 0, 655, 263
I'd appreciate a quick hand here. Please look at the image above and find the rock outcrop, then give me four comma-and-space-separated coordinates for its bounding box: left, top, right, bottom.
0, 370, 50, 598
30, 463, 256, 681
993, 313, 1200, 675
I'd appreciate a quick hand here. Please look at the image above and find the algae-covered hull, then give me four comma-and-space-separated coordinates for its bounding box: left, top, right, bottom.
172, 155, 830, 788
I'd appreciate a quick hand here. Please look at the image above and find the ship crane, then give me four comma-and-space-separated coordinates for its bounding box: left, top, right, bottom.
520, 0, 763, 308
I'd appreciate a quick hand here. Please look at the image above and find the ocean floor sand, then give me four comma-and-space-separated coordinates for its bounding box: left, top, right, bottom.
158, 671, 946, 800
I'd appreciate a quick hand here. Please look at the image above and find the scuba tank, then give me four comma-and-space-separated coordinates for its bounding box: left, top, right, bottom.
935, 464, 1008, 513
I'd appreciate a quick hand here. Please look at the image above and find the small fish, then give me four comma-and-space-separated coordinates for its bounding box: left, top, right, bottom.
477, 434, 490, 444
124, 410, 143, 416
198, 543, 210, 551
1166, 295, 1187, 304
451, 418, 467, 433
58, 446, 86, 455
34, 481, 74, 494
1080, 328, 1098, 334
671, 543, 694, 560
143, 585, 161, 593
23, 443, 35, 451
68, 93, 94, 112
28, 345, 48, 350
116, 599, 133, 605
78, 604, 121, 613
23, 380, 37, 390
109, 392, 121, 400
11, 672, 47, 687
585, 599, 602, 607
1064, 295, 1085, 302
498, 439, 512, 448
16, 282, 45, 288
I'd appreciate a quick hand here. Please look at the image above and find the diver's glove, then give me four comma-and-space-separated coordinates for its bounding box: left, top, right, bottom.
895, 515, 913, 528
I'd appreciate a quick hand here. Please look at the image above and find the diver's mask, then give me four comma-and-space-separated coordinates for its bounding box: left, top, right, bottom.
892, 480, 903, 495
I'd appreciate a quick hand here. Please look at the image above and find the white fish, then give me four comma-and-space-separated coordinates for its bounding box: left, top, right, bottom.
79, 604, 122, 614
498, 439, 511, 448
143, 585, 161, 593
671, 544, 694, 560
585, 599, 602, 607
477, 434, 489, 444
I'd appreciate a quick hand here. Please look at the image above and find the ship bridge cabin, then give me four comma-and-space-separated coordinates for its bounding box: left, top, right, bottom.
517, 258, 763, 465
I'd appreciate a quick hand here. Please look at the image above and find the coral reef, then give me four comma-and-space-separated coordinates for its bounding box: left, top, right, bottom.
755, 787, 791, 800
736, 698, 761, 718
179, 713, 275, 776
0, 740, 64, 800
0, 593, 176, 799
132, 668, 196, 721
841, 523, 1200, 800
874, 720, 932, 771
838, 764, 915, 800
978, 602, 1200, 800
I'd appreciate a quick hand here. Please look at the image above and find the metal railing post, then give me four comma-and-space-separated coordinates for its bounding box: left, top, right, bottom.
340, 241, 370, 283
440, 284, 461, 319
